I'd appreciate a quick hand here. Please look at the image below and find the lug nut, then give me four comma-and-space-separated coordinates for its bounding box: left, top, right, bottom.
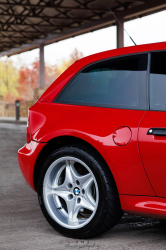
68, 194, 73, 200
67, 183, 72, 188
77, 198, 81, 204
76, 180, 80, 185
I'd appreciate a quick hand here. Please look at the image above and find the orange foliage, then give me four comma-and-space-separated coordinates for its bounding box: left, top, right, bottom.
17, 49, 83, 101
17, 59, 39, 101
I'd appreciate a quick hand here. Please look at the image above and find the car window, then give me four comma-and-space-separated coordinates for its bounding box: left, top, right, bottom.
55, 54, 148, 110
150, 51, 166, 111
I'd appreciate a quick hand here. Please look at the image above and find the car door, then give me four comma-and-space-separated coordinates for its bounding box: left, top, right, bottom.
139, 51, 166, 197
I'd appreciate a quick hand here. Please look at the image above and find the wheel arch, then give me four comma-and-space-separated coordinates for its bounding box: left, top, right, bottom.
33, 135, 116, 191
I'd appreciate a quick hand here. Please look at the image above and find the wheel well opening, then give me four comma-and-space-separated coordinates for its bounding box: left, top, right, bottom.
33, 136, 112, 191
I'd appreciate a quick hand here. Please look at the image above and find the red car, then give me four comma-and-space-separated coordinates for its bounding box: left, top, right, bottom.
18, 42, 166, 238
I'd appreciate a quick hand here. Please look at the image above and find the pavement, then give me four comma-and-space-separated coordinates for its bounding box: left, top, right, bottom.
0, 122, 166, 250
0, 117, 27, 125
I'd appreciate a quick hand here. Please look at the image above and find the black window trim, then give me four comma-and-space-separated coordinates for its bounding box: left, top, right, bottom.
147, 52, 151, 111
148, 50, 166, 112
54, 51, 149, 111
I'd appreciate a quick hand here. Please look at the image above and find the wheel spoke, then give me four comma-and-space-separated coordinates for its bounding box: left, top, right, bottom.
64, 160, 76, 184
82, 176, 93, 190
80, 197, 95, 212
53, 184, 69, 200
44, 183, 56, 196
82, 177, 96, 207
66, 198, 79, 222
77, 173, 92, 186
65, 161, 93, 187
64, 161, 73, 184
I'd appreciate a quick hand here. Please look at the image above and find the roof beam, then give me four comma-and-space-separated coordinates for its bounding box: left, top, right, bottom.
0, 2, 110, 12
0, 35, 34, 38
0, 22, 73, 28
0, 12, 93, 21
0, 15, 115, 55
118, 0, 166, 20
0, 29, 58, 34
0, 41, 26, 44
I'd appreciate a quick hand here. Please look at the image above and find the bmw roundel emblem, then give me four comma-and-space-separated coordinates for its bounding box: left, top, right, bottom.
74, 187, 80, 196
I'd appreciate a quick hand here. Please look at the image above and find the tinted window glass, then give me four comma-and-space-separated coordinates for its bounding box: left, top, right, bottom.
150, 51, 166, 111
55, 54, 148, 110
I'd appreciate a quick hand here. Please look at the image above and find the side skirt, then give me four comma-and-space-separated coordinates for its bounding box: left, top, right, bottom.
120, 195, 166, 220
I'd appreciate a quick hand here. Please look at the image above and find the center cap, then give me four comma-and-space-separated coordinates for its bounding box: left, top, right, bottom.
73, 187, 80, 196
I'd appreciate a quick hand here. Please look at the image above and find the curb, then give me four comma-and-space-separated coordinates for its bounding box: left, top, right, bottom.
0, 120, 27, 125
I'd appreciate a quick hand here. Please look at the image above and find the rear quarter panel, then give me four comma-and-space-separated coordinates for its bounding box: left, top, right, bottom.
29, 102, 154, 197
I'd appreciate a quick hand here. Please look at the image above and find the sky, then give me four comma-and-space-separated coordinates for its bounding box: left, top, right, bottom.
4, 9, 166, 67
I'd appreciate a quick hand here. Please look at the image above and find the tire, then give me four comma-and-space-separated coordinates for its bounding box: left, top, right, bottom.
37, 145, 123, 238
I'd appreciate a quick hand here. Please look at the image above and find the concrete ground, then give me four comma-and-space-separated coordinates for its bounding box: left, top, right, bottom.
0, 123, 166, 250
0, 117, 27, 125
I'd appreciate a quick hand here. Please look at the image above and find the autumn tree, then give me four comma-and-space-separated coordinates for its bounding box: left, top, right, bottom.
17, 59, 39, 101
17, 48, 83, 102
17, 59, 58, 101
0, 59, 18, 102
56, 48, 83, 76
45, 64, 58, 88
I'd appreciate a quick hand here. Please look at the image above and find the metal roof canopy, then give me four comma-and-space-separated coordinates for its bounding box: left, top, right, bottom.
0, 0, 166, 57
0, 0, 166, 89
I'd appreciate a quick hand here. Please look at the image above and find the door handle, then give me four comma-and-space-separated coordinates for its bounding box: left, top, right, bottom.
147, 128, 166, 136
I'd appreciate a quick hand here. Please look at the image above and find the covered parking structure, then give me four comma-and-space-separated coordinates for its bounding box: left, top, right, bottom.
0, 0, 166, 88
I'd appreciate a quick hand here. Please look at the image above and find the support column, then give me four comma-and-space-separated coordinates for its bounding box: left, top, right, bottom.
116, 18, 124, 49
39, 43, 45, 89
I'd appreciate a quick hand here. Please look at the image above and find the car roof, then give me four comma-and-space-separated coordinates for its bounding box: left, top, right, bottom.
39, 41, 166, 103
79, 41, 166, 65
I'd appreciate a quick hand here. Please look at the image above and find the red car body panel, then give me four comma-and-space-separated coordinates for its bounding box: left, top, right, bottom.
18, 41, 166, 218
139, 111, 166, 198
18, 141, 46, 190
120, 195, 166, 219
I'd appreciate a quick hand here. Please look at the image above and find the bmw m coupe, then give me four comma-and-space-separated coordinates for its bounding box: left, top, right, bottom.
18, 42, 166, 238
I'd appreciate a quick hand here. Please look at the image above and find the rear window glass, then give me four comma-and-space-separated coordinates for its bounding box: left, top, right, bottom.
150, 51, 166, 111
55, 54, 148, 110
